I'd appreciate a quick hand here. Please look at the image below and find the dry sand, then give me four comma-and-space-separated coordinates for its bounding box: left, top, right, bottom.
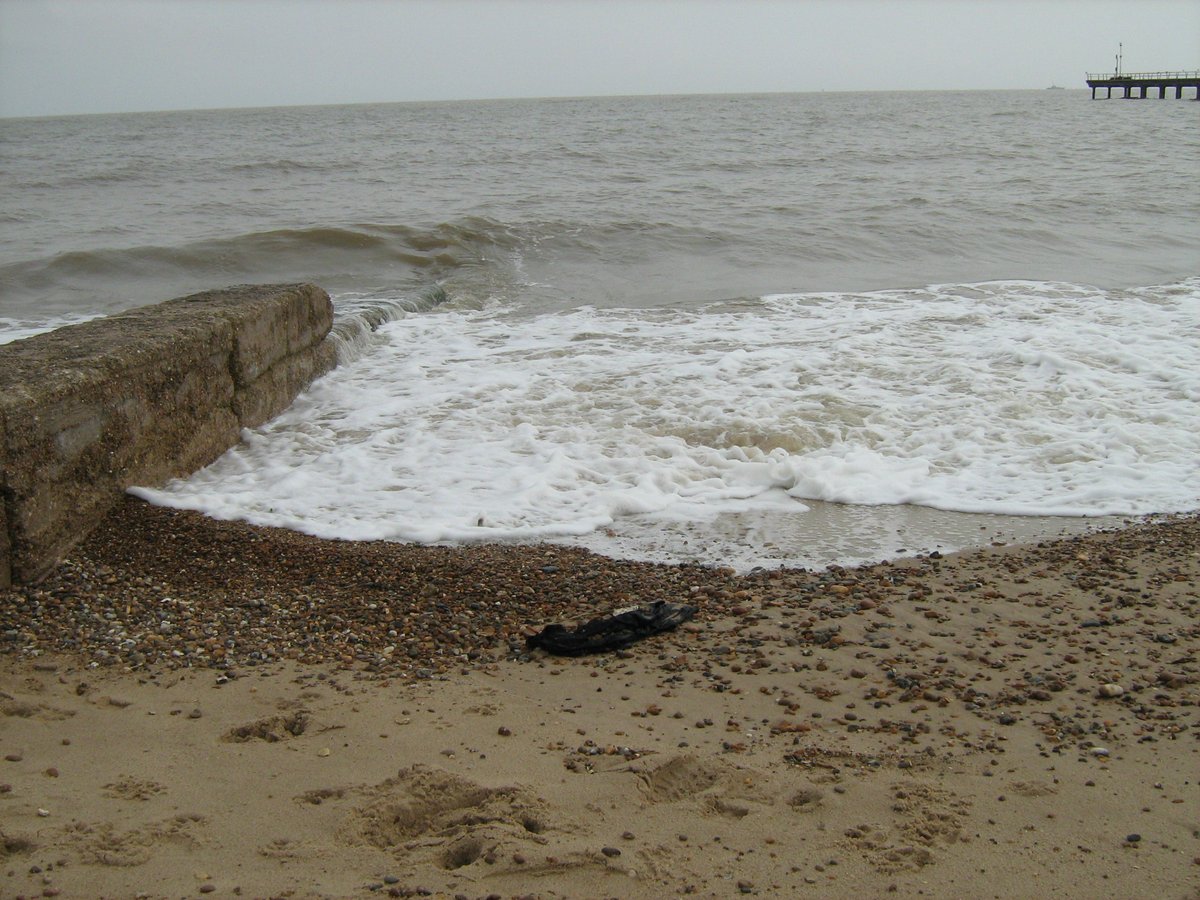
2, 500, 1198, 899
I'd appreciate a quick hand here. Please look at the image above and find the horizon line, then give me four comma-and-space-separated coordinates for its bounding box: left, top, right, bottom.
0, 84, 1091, 122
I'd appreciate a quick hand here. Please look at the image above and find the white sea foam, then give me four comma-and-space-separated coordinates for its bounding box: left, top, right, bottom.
132, 279, 1200, 569
0, 313, 105, 345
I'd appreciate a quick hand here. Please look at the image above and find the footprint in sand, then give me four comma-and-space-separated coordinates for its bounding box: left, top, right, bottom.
258, 837, 320, 860
1010, 779, 1058, 798
875, 844, 934, 873
787, 786, 826, 812
222, 712, 310, 743
842, 782, 972, 874
102, 777, 166, 801
0, 696, 75, 721
703, 796, 751, 819
334, 764, 550, 870
637, 754, 775, 819
61, 813, 205, 867
637, 755, 724, 802
294, 786, 347, 806
1, 828, 36, 858
891, 784, 971, 847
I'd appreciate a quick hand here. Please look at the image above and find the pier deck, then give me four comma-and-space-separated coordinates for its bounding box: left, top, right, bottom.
1086, 70, 1200, 99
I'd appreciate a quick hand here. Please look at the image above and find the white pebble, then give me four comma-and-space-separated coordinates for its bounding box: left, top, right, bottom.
1098, 683, 1124, 698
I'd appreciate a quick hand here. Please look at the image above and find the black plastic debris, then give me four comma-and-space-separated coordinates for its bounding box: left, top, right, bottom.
525, 600, 697, 656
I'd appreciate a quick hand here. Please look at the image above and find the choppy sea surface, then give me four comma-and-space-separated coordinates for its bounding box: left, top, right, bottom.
2, 91, 1197, 570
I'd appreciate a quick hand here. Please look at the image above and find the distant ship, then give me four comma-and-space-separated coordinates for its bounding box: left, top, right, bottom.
1046, 84, 1065, 90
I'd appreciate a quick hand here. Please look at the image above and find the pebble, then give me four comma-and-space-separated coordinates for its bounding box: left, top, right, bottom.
1126, 833, 1142, 843
1098, 684, 1125, 698
0, 500, 760, 676
601, 846, 621, 857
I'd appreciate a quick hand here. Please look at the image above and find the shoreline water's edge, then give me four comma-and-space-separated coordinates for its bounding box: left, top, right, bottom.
2, 495, 1196, 676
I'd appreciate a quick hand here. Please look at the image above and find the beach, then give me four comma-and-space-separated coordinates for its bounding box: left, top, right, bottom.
2, 499, 1197, 899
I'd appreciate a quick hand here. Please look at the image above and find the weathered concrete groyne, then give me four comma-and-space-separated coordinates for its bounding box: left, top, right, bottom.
0, 283, 336, 587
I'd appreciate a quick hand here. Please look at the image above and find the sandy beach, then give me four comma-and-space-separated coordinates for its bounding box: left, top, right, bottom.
2, 498, 1197, 899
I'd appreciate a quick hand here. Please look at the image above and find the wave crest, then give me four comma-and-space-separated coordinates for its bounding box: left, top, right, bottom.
0, 217, 523, 316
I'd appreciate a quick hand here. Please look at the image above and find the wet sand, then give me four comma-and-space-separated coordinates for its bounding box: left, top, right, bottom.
2, 499, 1198, 899
560, 497, 1127, 572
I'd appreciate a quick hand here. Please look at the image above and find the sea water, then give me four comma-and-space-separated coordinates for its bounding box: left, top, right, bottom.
3, 91, 1197, 569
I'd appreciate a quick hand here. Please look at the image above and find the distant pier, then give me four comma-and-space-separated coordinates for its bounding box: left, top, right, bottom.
1086, 70, 1200, 99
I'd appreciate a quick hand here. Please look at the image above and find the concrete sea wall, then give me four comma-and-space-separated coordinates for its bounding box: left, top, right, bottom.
0, 283, 336, 587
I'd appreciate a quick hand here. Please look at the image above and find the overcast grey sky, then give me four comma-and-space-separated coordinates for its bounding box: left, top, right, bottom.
1, 0, 1197, 117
